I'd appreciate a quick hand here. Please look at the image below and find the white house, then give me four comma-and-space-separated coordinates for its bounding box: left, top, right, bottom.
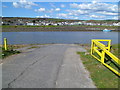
113, 22, 120, 26
26, 22, 34, 26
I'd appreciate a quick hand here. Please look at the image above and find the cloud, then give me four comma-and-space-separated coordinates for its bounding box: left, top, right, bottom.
36, 14, 50, 18
57, 13, 79, 20
48, 3, 61, 12
11, 1, 118, 20
69, 1, 118, 20
112, 16, 118, 20
13, 0, 38, 9
55, 17, 59, 19
13, 2, 19, 8
57, 13, 68, 18
92, 0, 97, 4
70, 3, 91, 10
47, 8, 54, 13
97, 11, 118, 16
90, 15, 105, 18
35, 8, 46, 12
35, 8, 60, 13
55, 8, 61, 11
70, 3, 77, 8
67, 9, 89, 16
72, 17, 79, 19
2, 5, 7, 8
61, 4, 65, 8
49, 3, 56, 8
70, 2, 118, 14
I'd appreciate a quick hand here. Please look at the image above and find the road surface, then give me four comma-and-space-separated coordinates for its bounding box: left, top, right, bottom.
2, 44, 96, 88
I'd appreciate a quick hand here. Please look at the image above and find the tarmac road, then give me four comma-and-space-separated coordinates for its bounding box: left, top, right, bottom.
2, 44, 96, 88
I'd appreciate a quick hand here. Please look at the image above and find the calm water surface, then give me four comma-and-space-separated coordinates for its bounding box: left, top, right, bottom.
1, 31, 119, 44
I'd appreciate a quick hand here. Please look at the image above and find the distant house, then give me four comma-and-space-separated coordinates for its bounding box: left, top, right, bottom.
34, 23, 41, 26
53, 23, 58, 26
118, 22, 120, 26
26, 22, 34, 26
2, 21, 10, 25
78, 22, 82, 25
45, 23, 50, 26
113, 22, 120, 26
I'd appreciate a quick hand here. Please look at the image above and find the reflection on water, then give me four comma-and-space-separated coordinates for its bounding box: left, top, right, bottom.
2, 31, 119, 44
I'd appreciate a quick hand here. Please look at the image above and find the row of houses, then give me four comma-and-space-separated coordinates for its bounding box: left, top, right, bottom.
2, 18, 120, 26
81, 22, 120, 26
24, 22, 120, 26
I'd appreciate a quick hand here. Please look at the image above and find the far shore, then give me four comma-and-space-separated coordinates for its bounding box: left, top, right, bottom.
2, 25, 119, 32
0, 43, 119, 48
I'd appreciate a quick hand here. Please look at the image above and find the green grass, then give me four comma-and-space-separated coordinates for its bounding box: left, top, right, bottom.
0, 47, 2, 59
27, 46, 40, 49
0, 47, 20, 59
8, 44, 30, 49
111, 44, 120, 58
2, 25, 61, 28
77, 44, 119, 88
73, 25, 118, 29
2, 25, 118, 29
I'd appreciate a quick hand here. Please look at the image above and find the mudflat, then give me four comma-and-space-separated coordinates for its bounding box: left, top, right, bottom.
2, 25, 118, 32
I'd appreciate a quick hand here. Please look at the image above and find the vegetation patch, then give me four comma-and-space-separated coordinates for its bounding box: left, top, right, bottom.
2, 25, 61, 28
2, 25, 118, 29
0, 47, 20, 59
111, 44, 120, 58
27, 46, 40, 49
77, 44, 119, 88
8, 44, 30, 49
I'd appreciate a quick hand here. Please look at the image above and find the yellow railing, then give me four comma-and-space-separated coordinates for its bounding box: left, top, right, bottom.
91, 39, 120, 76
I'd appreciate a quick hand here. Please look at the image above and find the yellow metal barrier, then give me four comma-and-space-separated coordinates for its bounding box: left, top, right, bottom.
91, 39, 120, 76
4, 38, 8, 50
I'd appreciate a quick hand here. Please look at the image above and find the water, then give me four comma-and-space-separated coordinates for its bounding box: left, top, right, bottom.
1, 31, 119, 44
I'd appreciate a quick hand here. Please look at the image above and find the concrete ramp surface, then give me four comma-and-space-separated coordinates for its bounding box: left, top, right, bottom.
2, 44, 96, 88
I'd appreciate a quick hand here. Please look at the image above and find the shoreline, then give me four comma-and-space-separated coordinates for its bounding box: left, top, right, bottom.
0, 43, 119, 47
2, 30, 120, 32
2, 26, 119, 32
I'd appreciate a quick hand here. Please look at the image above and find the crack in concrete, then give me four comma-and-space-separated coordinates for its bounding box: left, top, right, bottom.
53, 49, 66, 88
54, 61, 64, 88
7, 55, 47, 88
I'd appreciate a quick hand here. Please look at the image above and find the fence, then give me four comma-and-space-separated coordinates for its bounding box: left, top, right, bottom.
91, 39, 120, 76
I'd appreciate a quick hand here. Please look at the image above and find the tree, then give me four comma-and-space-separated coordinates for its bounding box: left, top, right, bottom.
32, 20, 36, 23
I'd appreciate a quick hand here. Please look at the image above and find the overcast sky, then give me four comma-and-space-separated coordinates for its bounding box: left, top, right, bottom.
2, 0, 119, 20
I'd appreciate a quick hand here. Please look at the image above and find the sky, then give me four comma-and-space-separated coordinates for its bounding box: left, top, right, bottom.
2, 0, 120, 20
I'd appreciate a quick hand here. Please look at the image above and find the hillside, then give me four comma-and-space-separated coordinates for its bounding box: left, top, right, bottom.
2, 17, 118, 23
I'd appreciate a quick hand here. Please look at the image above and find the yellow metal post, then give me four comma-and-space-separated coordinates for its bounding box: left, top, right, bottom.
101, 51, 105, 63
4, 38, 7, 50
108, 40, 111, 51
91, 40, 93, 55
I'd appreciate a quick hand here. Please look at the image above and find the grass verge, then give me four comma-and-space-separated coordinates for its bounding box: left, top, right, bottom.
77, 44, 119, 88
0, 47, 20, 59
27, 46, 40, 49
2, 25, 118, 29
